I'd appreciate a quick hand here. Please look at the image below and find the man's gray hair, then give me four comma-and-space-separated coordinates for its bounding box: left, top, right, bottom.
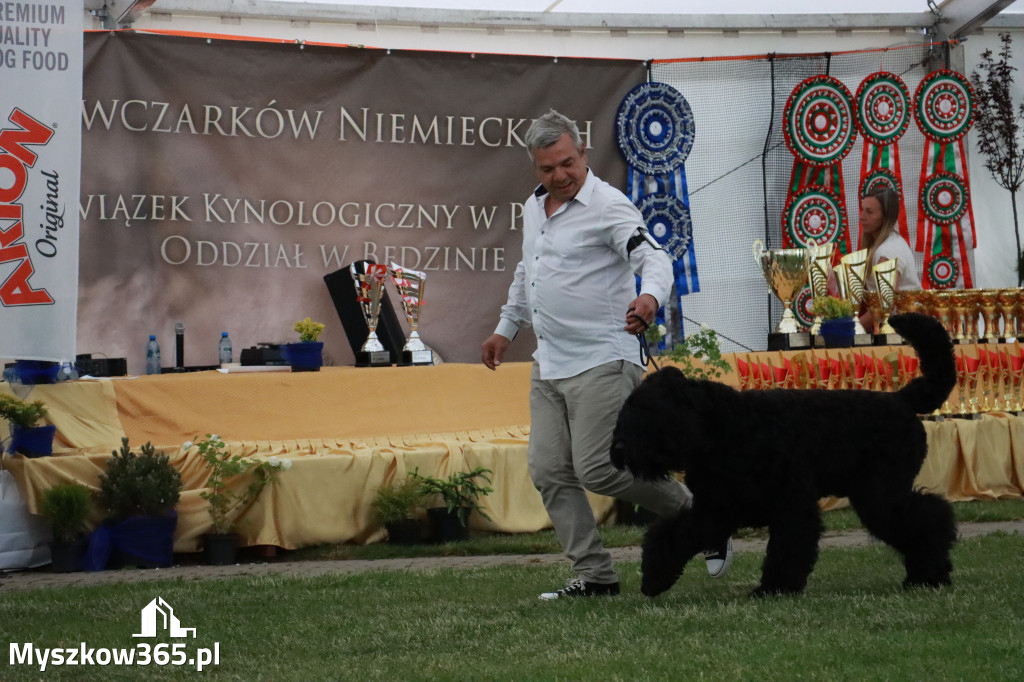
524, 109, 582, 158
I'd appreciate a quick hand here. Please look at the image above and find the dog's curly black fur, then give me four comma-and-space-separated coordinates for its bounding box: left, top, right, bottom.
611, 313, 958, 598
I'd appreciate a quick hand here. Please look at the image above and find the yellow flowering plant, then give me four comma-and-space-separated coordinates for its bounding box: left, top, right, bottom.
294, 317, 325, 342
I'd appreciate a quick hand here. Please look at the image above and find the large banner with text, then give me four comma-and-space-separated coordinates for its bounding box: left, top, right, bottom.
79, 32, 644, 370
0, 0, 81, 362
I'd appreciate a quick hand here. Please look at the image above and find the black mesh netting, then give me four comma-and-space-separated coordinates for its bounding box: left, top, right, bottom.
650, 41, 952, 353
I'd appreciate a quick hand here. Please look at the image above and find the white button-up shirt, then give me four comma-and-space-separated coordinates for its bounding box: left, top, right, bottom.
495, 169, 673, 380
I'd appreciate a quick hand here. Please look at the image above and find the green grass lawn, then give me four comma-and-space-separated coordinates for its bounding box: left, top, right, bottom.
3, 530, 1022, 680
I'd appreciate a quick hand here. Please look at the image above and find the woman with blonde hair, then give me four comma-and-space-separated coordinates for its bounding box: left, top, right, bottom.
858, 186, 920, 331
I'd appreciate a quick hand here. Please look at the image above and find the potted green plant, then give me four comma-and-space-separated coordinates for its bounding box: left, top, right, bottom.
411, 467, 493, 542
188, 434, 288, 565
0, 394, 55, 457
96, 437, 183, 569
284, 317, 326, 371
38, 481, 92, 572
370, 475, 427, 545
813, 296, 856, 348
663, 326, 733, 381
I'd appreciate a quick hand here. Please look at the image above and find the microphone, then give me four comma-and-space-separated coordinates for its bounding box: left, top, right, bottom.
175, 322, 185, 369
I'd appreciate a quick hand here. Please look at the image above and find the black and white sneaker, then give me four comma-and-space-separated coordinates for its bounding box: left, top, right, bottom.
703, 537, 734, 579
539, 578, 621, 600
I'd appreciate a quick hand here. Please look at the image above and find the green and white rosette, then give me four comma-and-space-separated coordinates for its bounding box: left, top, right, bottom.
782, 186, 845, 249
855, 72, 911, 244
913, 69, 975, 289
783, 75, 858, 255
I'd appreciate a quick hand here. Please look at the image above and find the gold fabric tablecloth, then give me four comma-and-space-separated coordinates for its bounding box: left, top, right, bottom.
2, 358, 1021, 551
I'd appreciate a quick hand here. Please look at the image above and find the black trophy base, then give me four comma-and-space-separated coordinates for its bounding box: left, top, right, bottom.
852, 333, 874, 346
973, 337, 1001, 344
767, 332, 811, 351
355, 350, 392, 367
399, 350, 433, 366
873, 333, 903, 346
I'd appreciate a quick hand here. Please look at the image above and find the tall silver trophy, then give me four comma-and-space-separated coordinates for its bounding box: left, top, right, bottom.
389, 262, 433, 365
753, 240, 812, 350
350, 261, 392, 367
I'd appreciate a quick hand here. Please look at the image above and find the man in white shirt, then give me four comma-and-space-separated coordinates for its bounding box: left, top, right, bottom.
480, 110, 732, 600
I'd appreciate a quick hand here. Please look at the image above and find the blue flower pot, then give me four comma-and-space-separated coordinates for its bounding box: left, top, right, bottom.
283, 342, 324, 372
8, 424, 56, 457
819, 317, 855, 349
11, 360, 60, 385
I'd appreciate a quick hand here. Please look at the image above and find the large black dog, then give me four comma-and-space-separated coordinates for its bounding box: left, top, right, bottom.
610, 313, 958, 597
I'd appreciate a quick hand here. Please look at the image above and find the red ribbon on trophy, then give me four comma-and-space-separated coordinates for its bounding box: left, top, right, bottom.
913, 69, 976, 289
855, 72, 912, 244
782, 75, 858, 329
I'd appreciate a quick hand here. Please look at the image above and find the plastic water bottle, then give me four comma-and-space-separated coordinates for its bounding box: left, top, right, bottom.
218, 332, 233, 365
57, 362, 79, 381
146, 335, 161, 375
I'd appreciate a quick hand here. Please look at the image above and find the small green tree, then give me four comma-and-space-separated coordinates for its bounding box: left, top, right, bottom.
971, 34, 1024, 285
39, 482, 92, 543
189, 435, 286, 534
98, 438, 182, 520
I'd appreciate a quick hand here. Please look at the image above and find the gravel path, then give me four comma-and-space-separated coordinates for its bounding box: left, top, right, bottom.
1, 521, 1020, 593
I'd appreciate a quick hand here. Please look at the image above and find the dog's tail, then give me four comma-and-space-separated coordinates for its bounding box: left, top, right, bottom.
892, 312, 957, 414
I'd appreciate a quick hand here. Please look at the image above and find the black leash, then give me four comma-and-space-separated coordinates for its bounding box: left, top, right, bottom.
628, 306, 661, 371
637, 332, 660, 371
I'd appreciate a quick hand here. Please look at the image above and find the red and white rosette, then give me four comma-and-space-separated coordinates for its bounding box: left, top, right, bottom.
855, 72, 911, 244
784, 75, 858, 167
792, 286, 816, 331
914, 70, 973, 142
919, 171, 969, 226
782, 186, 845, 249
857, 71, 911, 146
913, 69, 975, 289
926, 256, 959, 289
782, 75, 857, 253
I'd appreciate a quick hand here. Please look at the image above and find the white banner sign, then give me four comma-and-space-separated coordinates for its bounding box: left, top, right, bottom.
0, 0, 81, 361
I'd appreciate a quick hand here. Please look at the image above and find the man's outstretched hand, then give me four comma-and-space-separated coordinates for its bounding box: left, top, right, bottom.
481, 334, 511, 370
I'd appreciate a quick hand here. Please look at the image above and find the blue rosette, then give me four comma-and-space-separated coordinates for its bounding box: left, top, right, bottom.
636, 192, 692, 260
616, 82, 695, 175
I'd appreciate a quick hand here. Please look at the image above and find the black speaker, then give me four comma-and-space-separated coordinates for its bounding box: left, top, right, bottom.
324, 262, 406, 365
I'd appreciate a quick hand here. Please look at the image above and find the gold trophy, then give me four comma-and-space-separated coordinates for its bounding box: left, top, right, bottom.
978, 289, 1001, 343
389, 263, 433, 365
951, 290, 973, 342
872, 258, 902, 345
840, 249, 872, 345
807, 242, 835, 337
997, 288, 1021, 341
753, 240, 811, 350
350, 261, 393, 367
933, 290, 958, 340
